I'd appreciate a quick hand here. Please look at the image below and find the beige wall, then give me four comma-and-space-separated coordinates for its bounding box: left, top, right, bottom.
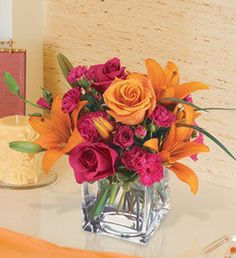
13, 0, 43, 114
43, 0, 236, 190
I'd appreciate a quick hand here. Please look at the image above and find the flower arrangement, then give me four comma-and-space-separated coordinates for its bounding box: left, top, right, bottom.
3, 55, 236, 243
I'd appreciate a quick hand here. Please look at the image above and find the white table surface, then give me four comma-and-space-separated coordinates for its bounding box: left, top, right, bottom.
0, 156, 235, 258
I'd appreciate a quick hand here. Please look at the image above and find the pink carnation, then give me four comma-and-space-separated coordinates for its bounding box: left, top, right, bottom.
122, 146, 163, 186
62, 87, 81, 113
67, 65, 88, 84
150, 105, 176, 128
185, 94, 193, 103
37, 97, 51, 109
78, 111, 107, 143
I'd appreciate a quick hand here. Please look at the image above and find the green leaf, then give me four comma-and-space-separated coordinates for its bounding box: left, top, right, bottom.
28, 113, 42, 117
88, 180, 111, 219
197, 107, 236, 111
160, 97, 208, 112
178, 123, 236, 161
42, 88, 53, 103
3, 72, 20, 96
9, 141, 44, 154
57, 53, 78, 88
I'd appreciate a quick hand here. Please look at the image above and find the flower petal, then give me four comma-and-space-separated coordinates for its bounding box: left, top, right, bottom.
42, 148, 64, 173
173, 82, 209, 99
145, 58, 167, 99
63, 128, 84, 153
169, 162, 199, 194
71, 100, 88, 128
29, 116, 52, 134
164, 61, 180, 87
143, 138, 159, 152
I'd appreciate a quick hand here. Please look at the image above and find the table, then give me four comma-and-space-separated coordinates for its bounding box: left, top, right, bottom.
0, 156, 235, 258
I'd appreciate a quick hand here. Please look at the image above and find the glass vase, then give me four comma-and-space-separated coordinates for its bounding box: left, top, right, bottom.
82, 169, 170, 244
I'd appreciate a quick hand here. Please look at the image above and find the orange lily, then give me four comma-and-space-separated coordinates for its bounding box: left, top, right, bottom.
160, 123, 209, 194
29, 95, 87, 173
145, 58, 209, 101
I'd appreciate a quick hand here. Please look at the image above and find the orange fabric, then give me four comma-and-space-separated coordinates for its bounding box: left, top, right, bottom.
0, 228, 142, 258
29, 96, 87, 173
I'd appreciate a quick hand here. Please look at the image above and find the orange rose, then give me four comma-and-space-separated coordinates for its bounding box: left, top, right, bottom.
103, 74, 156, 125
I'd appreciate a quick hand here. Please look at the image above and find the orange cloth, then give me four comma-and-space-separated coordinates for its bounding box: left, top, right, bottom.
0, 228, 142, 258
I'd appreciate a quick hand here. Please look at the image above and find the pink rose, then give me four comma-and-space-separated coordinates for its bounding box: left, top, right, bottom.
122, 146, 163, 186
62, 87, 81, 113
134, 125, 147, 138
78, 111, 107, 143
86, 57, 126, 93
113, 126, 134, 148
150, 105, 176, 128
69, 142, 118, 184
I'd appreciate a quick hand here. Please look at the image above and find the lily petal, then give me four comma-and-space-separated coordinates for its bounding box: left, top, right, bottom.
42, 148, 64, 173
169, 162, 199, 194
29, 116, 52, 135
164, 61, 180, 87
143, 138, 159, 152
173, 82, 209, 99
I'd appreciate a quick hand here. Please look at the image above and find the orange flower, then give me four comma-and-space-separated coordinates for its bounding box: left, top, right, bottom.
145, 58, 209, 101
103, 75, 156, 125
160, 123, 209, 194
29, 95, 87, 173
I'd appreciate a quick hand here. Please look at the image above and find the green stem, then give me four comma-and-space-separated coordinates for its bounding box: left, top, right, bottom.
19, 95, 47, 110
117, 189, 126, 213
108, 183, 120, 206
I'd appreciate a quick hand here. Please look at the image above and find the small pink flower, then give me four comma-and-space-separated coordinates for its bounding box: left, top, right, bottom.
185, 94, 193, 103
37, 97, 51, 109
134, 125, 147, 138
78, 111, 107, 143
113, 126, 134, 148
191, 133, 204, 161
67, 65, 88, 84
62, 87, 81, 113
150, 105, 176, 128
122, 146, 163, 186
69, 142, 118, 184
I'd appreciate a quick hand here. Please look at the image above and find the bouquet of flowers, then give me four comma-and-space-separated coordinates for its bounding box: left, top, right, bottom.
3, 55, 235, 243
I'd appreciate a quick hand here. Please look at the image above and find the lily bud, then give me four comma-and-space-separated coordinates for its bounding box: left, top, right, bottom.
93, 117, 114, 140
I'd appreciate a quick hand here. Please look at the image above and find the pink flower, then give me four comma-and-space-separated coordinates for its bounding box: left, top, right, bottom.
113, 126, 134, 148
62, 87, 81, 113
78, 111, 107, 143
185, 94, 193, 103
67, 65, 88, 84
69, 142, 118, 184
122, 146, 163, 186
191, 133, 204, 161
150, 105, 176, 127
37, 97, 51, 109
86, 57, 126, 93
134, 125, 147, 138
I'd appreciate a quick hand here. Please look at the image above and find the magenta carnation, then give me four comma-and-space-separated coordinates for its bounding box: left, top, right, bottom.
134, 125, 147, 138
113, 126, 134, 148
67, 65, 88, 84
78, 111, 107, 143
150, 105, 176, 128
37, 97, 51, 109
191, 132, 204, 161
62, 87, 81, 113
69, 142, 118, 184
185, 94, 193, 103
86, 57, 126, 93
122, 146, 163, 186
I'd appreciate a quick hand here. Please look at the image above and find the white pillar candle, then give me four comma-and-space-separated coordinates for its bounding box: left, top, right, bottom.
0, 0, 12, 40
0, 115, 40, 185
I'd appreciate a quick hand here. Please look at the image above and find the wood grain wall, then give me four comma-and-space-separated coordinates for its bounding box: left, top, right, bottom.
43, 0, 236, 190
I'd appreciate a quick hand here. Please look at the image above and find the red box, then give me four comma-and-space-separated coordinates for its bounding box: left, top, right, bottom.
0, 51, 26, 118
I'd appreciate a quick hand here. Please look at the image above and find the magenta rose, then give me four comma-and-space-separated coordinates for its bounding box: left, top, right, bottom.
150, 105, 176, 128
62, 87, 81, 113
78, 111, 107, 143
122, 146, 163, 186
113, 126, 134, 148
86, 57, 126, 93
69, 142, 118, 184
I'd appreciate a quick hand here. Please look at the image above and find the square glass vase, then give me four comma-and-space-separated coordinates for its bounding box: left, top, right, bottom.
82, 169, 170, 244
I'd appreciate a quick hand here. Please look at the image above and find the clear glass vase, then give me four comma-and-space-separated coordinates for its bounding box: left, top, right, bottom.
82, 169, 170, 244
